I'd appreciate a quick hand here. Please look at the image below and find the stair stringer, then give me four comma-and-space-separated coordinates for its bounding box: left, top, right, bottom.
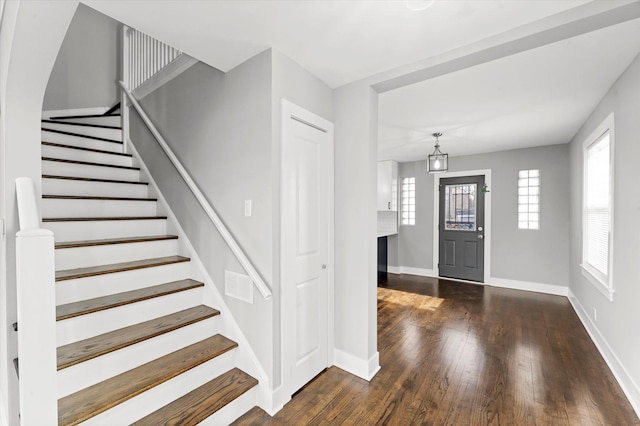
124, 137, 277, 415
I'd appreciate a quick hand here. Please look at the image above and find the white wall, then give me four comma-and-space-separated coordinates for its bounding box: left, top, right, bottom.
130, 48, 333, 394
389, 144, 571, 290
568, 51, 640, 413
43, 4, 121, 111
0, 1, 78, 423
333, 82, 379, 379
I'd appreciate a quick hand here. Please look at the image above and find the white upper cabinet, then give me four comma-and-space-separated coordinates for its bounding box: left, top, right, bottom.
377, 160, 398, 211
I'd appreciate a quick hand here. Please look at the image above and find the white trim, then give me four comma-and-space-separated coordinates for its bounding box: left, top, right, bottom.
125, 137, 271, 412
581, 112, 615, 300
121, 82, 271, 299
387, 266, 568, 297
280, 99, 335, 398
488, 277, 568, 296
580, 264, 614, 301
433, 169, 492, 282
132, 54, 198, 100
568, 290, 640, 417
41, 106, 110, 119
0, 395, 7, 426
333, 349, 380, 381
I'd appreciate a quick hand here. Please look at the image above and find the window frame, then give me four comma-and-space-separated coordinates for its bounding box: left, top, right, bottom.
517, 169, 540, 230
581, 113, 615, 301
401, 177, 416, 226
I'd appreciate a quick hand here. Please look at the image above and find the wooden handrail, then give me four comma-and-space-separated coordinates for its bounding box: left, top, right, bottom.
120, 81, 272, 299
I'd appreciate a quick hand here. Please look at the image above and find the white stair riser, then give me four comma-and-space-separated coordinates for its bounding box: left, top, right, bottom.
42, 144, 132, 167
56, 286, 202, 346
42, 198, 157, 218
45, 218, 167, 242
42, 160, 139, 181
57, 316, 219, 398
55, 261, 191, 304
42, 178, 148, 198
81, 350, 237, 426
55, 239, 178, 270
200, 386, 257, 425
42, 123, 122, 140
42, 130, 123, 153
52, 115, 122, 126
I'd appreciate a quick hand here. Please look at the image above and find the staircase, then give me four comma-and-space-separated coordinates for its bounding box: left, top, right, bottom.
40, 110, 258, 425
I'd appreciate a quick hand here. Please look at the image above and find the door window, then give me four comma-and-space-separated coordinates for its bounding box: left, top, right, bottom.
444, 184, 477, 231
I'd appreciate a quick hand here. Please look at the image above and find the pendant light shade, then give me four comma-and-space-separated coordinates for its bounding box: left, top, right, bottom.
428, 132, 448, 173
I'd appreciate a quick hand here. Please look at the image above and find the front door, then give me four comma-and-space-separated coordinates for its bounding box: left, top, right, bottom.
439, 175, 485, 282
281, 100, 332, 396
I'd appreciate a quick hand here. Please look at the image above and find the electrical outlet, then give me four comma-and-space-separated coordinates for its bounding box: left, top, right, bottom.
593, 307, 597, 322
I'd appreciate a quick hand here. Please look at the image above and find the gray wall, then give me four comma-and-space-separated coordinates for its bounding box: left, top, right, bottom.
390, 143, 571, 287
43, 4, 121, 111
131, 48, 332, 390
569, 52, 640, 396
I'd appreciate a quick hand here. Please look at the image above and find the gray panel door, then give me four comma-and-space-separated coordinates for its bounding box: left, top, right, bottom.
439, 175, 485, 282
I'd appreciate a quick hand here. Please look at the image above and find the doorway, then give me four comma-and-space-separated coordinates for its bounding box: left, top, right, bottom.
281, 100, 334, 397
433, 170, 491, 283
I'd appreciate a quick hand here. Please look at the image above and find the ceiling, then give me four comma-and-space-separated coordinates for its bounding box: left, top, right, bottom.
82, 0, 640, 161
378, 17, 640, 161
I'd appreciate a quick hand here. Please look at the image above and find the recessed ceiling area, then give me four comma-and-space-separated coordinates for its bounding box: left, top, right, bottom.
378, 17, 640, 162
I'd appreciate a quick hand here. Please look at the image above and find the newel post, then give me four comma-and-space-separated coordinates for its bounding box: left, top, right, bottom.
15, 178, 57, 425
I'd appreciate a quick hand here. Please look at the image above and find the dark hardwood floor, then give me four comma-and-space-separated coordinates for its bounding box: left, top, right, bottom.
235, 274, 639, 425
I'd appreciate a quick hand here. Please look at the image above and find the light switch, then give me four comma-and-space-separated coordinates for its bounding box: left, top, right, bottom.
244, 200, 252, 217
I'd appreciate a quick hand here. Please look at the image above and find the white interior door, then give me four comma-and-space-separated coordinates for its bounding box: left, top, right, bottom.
281, 100, 333, 397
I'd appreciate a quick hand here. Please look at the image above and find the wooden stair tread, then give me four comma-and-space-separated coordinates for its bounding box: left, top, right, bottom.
56, 235, 178, 249
50, 113, 121, 120
57, 305, 219, 370
43, 175, 148, 185
55, 255, 190, 282
42, 157, 139, 170
43, 216, 166, 222
42, 141, 131, 157
43, 195, 157, 202
57, 335, 238, 426
41, 119, 121, 130
132, 368, 258, 426
56, 279, 203, 320
41, 127, 122, 144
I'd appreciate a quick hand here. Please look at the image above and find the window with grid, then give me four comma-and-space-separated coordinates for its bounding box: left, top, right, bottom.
401, 177, 415, 225
518, 170, 540, 230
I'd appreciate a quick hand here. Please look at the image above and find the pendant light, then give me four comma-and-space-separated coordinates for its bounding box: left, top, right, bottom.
428, 132, 448, 173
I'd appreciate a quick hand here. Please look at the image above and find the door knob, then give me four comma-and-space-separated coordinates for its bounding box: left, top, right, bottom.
477, 235, 484, 240
322, 264, 327, 269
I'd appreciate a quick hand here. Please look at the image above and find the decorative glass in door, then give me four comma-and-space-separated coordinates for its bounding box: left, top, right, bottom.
444, 184, 477, 231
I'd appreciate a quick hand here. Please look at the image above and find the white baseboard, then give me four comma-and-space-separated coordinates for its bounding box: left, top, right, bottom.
488, 277, 568, 296
132, 54, 198, 100
387, 266, 436, 277
568, 290, 640, 417
42, 106, 109, 119
333, 349, 380, 381
387, 266, 568, 297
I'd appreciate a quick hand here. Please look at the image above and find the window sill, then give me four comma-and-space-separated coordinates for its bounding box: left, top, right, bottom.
580, 264, 614, 302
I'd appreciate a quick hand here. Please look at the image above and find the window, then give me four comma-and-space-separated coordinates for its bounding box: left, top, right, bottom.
518, 169, 540, 229
401, 177, 415, 225
582, 113, 614, 300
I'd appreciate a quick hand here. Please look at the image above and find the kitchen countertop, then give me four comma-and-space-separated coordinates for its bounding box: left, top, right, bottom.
378, 230, 398, 238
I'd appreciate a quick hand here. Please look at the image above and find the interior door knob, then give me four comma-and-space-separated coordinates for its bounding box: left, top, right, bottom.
478, 235, 484, 240
322, 264, 327, 269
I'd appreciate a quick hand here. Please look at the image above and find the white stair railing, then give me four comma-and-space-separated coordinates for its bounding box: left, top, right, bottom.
120, 82, 273, 300
15, 177, 57, 425
126, 27, 183, 91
